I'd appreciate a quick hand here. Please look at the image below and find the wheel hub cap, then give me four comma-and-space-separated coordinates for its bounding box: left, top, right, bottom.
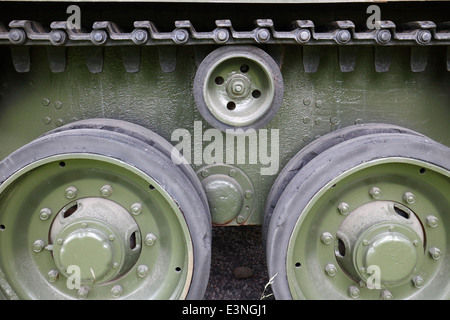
336, 201, 424, 287
50, 198, 141, 285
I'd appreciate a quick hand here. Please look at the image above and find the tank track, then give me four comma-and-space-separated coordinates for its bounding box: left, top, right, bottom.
0, 19, 449, 73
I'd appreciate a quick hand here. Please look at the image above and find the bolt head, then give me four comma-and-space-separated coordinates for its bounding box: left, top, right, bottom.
111, 285, 123, 297
348, 286, 360, 299
325, 264, 337, 277
137, 265, 149, 278
77, 286, 89, 299
321, 232, 333, 245
412, 276, 424, 288
47, 269, 59, 282
100, 185, 113, 197
369, 187, 382, 199
145, 233, 157, 246
338, 202, 350, 215
403, 192, 415, 204
429, 247, 441, 260
39, 208, 52, 221
426, 215, 439, 228
131, 203, 143, 215
381, 290, 393, 300
32, 240, 45, 253
65, 186, 78, 199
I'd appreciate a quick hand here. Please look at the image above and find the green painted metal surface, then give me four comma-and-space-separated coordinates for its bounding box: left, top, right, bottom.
0, 42, 448, 224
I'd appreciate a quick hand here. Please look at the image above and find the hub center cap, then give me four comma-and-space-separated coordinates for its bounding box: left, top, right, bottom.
50, 197, 141, 285
335, 201, 425, 287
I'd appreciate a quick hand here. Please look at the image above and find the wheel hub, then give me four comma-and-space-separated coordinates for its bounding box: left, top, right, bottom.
50, 197, 141, 285
335, 201, 424, 287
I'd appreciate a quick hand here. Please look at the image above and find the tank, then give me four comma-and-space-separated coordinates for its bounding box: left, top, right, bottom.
0, 0, 448, 300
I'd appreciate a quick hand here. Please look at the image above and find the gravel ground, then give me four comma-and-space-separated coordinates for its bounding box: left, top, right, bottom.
204, 225, 275, 300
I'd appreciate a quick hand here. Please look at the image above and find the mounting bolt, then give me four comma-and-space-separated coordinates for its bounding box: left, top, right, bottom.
336, 29, 351, 44
49, 30, 67, 46
137, 265, 149, 278
65, 186, 78, 199
321, 232, 333, 245
256, 28, 270, 43
47, 269, 59, 283
111, 285, 123, 298
426, 215, 439, 228
100, 185, 113, 197
132, 29, 148, 45
131, 203, 143, 215
214, 28, 229, 43
296, 29, 311, 43
381, 290, 393, 300
348, 286, 360, 299
412, 276, 424, 288
338, 202, 350, 215
325, 264, 337, 277
429, 247, 441, 260
39, 208, 52, 221
417, 30, 432, 44
145, 233, 157, 246
376, 29, 392, 44
32, 240, 45, 253
369, 187, 382, 199
77, 286, 89, 299
403, 192, 416, 204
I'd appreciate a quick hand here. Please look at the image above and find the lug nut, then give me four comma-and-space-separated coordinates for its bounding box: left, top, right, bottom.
348, 286, 360, 299
403, 192, 416, 204
32, 240, 45, 253
39, 208, 52, 221
145, 233, 157, 246
137, 265, 149, 278
77, 286, 89, 299
131, 202, 143, 215
429, 247, 441, 260
47, 270, 59, 283
369, 187, 382, 199
426, 215, 439, 228
412, 276, 424, 288
111, 285, 123, 297
65, 186, 78, 199
325, 264, 337, 277
100, 185, 113, 197
381, 290, 393, 300
321, 232, 333, 245
338, 202, 350, 215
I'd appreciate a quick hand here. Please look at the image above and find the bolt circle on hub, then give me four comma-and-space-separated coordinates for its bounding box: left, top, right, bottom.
0, 120, 211, 300
266, 132, 450, 300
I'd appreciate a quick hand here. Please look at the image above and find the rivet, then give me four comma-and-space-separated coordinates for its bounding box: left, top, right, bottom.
338, 202, 349, 215
228, 169, 237, 177
336, 29, 351, 44
132, 29, 148, 44
426, 215, 439, 228
429, 247, 441, 260
403, 192, 415, 204
389, 225, 395, 232
244, 190, 253, 199
131, 202, 143, 215
369, 187, 382, 199
330, 116, 339, 125
42, 117, 51, 125
320, 232, 333, 245
376, 29, 392, 44
41, 98, 50, 106
77, 286, 89, 299
55, 119, 64, 127
413, 239, 419, 247
201, 170, 209, 178
39, 208, 52, 221
412, 276, 424, 288
47, 269, 59, 283
137, 265, 149, 278
109, 235, 115, 241
417, 30, 432, 44
325, 264, 337, 277
362, 239, 369, 246
65, 186, 78, 199
236, 215, 245, 224
303, 98, 311, 106
381, 290, 393, 300
348, 286, 360, 299
112, 262, 119, 269
296, 29, 311, 43
54, 101, 63, 109
32, 240, 45, 253
145, 233, 157, 246
111, 285, 123, 298
100, 185, 113, 197
81, 223, 87, 228
215, 28, 229, 43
